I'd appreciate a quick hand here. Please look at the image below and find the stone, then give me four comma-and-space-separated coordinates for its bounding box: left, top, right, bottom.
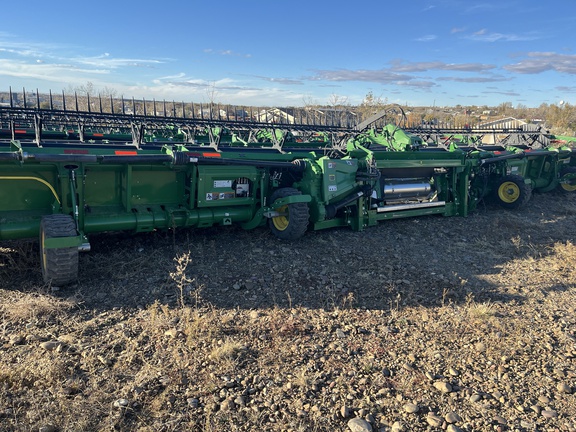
347, 418, 373, 432
557, 382, 572, 394
220, 398, 236, 411
433, 381, 453, 393
9, 334, 24, 346
494, 415, 507, 425
427, 413, 444, 427
164, 328, 182, 338
403, 403, 419, 413
538, 395, 551, 404
470, 394, 482, 403
520, 420, 535, 429
113, 399, 129, 408
542, 410, 558, 419
40, 341, 63, 351
445, 411, 461, 423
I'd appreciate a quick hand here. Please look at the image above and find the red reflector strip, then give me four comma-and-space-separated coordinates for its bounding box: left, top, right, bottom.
15, 129, 27, 134
115, 151, 138, 155
493, 151, 501, 155
202, 152, 221, 158
92, 133, 104, 137
64, 149, 89, 154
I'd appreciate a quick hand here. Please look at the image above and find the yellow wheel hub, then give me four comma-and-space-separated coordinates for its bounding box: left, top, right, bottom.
561, 177, 576, 192
272, 205, 289, 231
498, 181, 520, 203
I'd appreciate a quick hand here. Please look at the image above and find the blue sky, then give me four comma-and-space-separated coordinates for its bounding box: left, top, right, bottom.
1, 0, 575, 108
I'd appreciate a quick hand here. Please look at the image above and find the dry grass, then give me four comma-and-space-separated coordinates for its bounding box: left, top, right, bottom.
466, 300, 497, 321
0, 291, 78, 322
1, 193, 576, 431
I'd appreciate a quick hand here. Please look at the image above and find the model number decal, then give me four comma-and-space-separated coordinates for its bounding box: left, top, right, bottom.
214, 180, 232, 188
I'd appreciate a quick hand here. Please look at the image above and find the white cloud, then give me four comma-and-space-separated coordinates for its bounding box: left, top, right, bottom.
311, 68, 412, 84
74, 54, 163, 69
415, 35, 437, 42
390, 60, 495, 73
437, 75, 509, 83
467, 30, 541, 42
504, 52, 576, 74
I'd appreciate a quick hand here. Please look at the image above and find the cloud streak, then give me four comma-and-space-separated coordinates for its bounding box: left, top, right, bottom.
467, 29, 541, 42
75, 53, 164, 69
390, 61, 495, 73
504, 52, 576, 74
437, 75, 510, 83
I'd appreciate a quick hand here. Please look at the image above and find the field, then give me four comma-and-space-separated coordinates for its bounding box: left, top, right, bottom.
1, 191, 576, 432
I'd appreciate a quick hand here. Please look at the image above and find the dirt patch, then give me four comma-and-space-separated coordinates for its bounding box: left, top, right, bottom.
1, 192, 576, 431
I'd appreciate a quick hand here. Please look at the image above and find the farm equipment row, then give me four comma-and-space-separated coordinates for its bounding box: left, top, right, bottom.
1, 95, 575, 285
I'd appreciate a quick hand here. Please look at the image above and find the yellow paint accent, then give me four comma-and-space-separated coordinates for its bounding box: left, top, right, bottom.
498, 181, 520, 203
0, 176, 61, 204
272, 205, 289, 231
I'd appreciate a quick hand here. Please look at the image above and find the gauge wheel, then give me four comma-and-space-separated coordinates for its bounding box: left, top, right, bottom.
494, 174, 532, 209
268, 188, 309, 240
558, 166, 576, 192
40, 214, 79, 285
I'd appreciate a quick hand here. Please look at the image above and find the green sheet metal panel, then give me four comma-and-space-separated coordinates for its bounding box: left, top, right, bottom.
196, 165, 258, 208
0, 165, 60, 212
321, 158, 358, 202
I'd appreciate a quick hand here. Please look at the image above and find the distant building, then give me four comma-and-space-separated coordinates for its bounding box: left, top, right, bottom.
477, 117, 543, 144
257, 108, 295, 124
477, 116, 527, 130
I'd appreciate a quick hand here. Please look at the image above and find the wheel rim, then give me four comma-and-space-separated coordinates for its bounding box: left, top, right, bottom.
561, 177, 576, 192
498, 181, 520, 203
40, 230, 48, 271
272, 205, 289, 231
561, 183, 576, 192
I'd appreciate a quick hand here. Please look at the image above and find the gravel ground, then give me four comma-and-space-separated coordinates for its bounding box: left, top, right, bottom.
1, 192, 576, 431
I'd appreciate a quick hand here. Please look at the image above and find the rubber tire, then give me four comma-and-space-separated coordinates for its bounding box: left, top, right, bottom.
40, 214, 79, 286
268, 187, 309, 240
558, 166, 576, 193
494, 174, 532, 210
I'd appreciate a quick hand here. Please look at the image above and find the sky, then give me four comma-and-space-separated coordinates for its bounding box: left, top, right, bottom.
0, 0, 575, 108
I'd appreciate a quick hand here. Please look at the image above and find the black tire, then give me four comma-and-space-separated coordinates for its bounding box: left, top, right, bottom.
268, 187, 309, 240
40, 214, 79, 285
558, 166, 576, 193
494, 174, 532, 209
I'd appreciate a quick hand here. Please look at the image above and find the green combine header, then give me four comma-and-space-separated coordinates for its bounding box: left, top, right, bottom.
1, 91, 575, 285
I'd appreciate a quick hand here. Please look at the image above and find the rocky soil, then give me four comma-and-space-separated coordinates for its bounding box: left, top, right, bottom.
1, 192, 576, 432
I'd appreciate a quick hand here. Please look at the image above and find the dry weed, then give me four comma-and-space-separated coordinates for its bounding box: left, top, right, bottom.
209, 338, 244, 362
0, 292, 77, 322
467, 300, 497, 321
